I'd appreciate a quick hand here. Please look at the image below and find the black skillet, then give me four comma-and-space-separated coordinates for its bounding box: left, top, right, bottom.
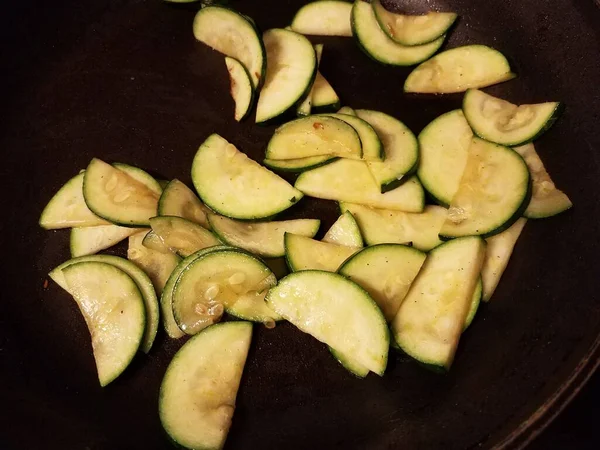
1, 0, 599, 449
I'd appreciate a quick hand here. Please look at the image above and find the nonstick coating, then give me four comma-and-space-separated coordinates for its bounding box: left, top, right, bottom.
1, 1, 599, 449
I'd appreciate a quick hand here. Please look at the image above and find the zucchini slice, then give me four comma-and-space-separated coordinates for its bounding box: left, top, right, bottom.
62, 261, 146, 386
208, 213, 320, 258
193, 6, 266, 88
329, 349, 370, 378
172, 249, 279, 333
391, 236, 486, 369
338, 244, 426, 321
356, 109, 419, 191
285, 233, 359, 272
83, 158, 160, 227
296, 43, 324, 117
465, 277, 483, 330
463, 89, 562, 146
192, 134, 303, 219
150, 216, 221, 257
482, 218, 527, 301
266, 270, 389, 375
256, 29, 317, 123
352, 1, 445, 67
439, 137, 531, 239
70, 225, 138, 257
159, 322, 252, 450
371, 0, 457, 46
266, 116, 362, 160
113, 163, 162, 196
128, 232, 181, 295
337, 106, 357, 115
225, 56, 255, 122
322, 211, 363, 247
39, 172, 110, 229
514, 144, 572, 218
263, 155, 339, 173
296, 159, 425, 212
417, 110, 473, 206
158, 179, 212, 229
341, 203, 447, 251
320, 112, 384, 161
290, 0, 353, 37
142, 230, 172, 253
311, 70, 341, 113
404, 45, 515, 94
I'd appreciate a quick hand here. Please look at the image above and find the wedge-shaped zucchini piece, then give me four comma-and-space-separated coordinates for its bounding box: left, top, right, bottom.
173, 249, 279, 334
514, 144, 572, 219
158, 179, 212, 229
70, 225, 138, 257
371, 0, 457, 46
356, 109, 419, 191
263, 155, 339, 173
323, 211, 363, 247
266, 116, 362, 160
404, 45, 515, 93
142, 230, 171, 253
49, 254, 159, 354
352, 1, 445, 67
465, 278, 483, 330
193, 6, 265, 88
225, 56, 255, 122
256, 29, 317, 123
150, 216, 221, 257
391, 236, 486, 369
40, 172, 110, 229
463, 89, 562, 146
337, 106, 356, 115
329, 349, 369, 378
440, 137, 530, 239
83, 158, 160, 227
417, 110, 473, 206
285, 233, 359, 272
341, 203, 446, 251
321, 112, 383, 161
192, 134, 303, 219
482, 218, 527, 301
291, 0, 353, 37
113, 163, 162, 196
62, 261, 146, 386
311, 66, 341, 112
267, 271, 389, 374
339, 244, 426, 321
128, 232, 180, 295
159, 322, 252, 450
296, 159, 425, 212
296, 43, 324, 117
208, 213, 320, 258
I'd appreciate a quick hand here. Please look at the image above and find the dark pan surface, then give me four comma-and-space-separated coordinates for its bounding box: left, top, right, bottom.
1, 0, 600, 449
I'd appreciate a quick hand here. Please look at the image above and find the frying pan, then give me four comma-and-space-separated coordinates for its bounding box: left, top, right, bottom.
1, 0, 599, 448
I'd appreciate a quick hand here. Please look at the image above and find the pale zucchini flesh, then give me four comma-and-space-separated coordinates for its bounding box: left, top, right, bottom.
158, 179, 212, 229
70, 225, 139, 257
113, 163, 162, 196
150, 216, 221, 257
311, 71, 340, 112
263, 155, 339, 172
320, 112, 384, 161
465, 277, 483, 330
337, 106, 357, 115
329, 349, 370, 378
322, 211, 363, 247
285, 233, 359, 272
290, 1, 353, 37
225, 56, 255, 122
142, 230, 172, 254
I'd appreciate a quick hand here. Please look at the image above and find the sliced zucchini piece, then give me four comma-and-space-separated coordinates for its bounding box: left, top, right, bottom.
256, 29, 317, 123
295, 159, 425, 212
285, 233, 359, 272
311, 71, 340, 112
158, 179, 212, 229
70, 225, 138, 257
113, 163, 162, 196
465, 277, 483, 330
225, 56, 255, 122
371, 0, 457, 46
329, 349, 369, 378
192, 134, 303, 219
352, 1, 445, 67
128, 232, 180, 295
208, 213, 320, 258
404, 45, 515, 94
514, 144, 572, 219
83, 158, 159, 227
150, 216, 221, 257
290, 0, 353, 37
320, 112, 384, 161
439, 137, 530, 239
159, 322, 252, 450
39, 172, 110, 229
173, 249, 279, 334
338, 244, 426, 321
266, 270, 389, 375
193, 6, 265, 88
322, 211, 363, 247
263, 155, 339, 173
337, 106, 356, 115
142, 230, 172, 253
391, 236, 486, 369
265, 116, 362, 160
463, 89, 562, 146
356, 109, 419, 191
482, 218, 527, 301
341, 203, 447, 251
417, 110, 473, 206
62, 261, 146, 386
296, 43, 324, 117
